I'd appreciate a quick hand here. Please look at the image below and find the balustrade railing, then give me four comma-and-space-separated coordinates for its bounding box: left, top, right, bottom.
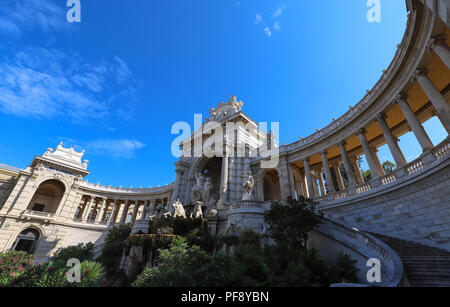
232, 200, 263, 209
315, 138, 449, 205
381, 173, 397, 186
78, 181, 174, 194
22, 210, 54, 219
433, 137, 450, 160
317, 218, 404, 287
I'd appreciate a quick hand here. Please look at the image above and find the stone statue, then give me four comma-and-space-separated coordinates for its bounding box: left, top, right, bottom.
172, 199, 187, 219
242, 171, 254, 200
202, 177, 213, 206
191, 171, 205, 204
147, 200, 156, 216
190, 201, 203, 219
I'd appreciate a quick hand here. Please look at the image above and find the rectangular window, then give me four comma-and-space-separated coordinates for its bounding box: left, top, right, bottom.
32, 203, 45, 212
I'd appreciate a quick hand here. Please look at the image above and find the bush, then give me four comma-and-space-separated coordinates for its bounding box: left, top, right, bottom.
98, 224, 132, 270
132, 237, 233, 287
51, 243, 94, 267
333, 251, 360, 283
0, 251, 35, 287
9, 260, 106, 287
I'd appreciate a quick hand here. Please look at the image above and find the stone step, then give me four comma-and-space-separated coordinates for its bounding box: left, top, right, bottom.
370, 232, 450, 287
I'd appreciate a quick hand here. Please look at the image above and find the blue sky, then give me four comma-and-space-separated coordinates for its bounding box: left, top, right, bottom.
0, 0, 447, 187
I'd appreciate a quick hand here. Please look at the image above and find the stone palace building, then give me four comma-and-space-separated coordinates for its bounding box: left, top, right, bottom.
0, 0, 449, 286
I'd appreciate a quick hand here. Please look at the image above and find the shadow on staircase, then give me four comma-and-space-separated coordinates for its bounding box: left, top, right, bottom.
370, 233, 450, 287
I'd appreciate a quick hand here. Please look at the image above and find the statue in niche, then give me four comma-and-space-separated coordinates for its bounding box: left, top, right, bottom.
242, 171, 255, 200
191, 171, 205, 204
202, 177, 214, 206
172, 199, 187, 219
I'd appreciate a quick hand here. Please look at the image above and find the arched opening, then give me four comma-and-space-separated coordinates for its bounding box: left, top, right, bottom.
87, 209, 98, 221
12, 228, 40, 254
263, 169, 281, 201
27, 180, 66, 214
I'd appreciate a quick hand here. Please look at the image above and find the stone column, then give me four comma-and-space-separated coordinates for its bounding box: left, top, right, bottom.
218, 156, 229, 207
376, 113, 407, 167
320, 151, 335, 194
82, 197, 95, 221
357, 129, 384, 178
351, 156, 365, 184
108, 199, 119, 226
130, 201, 140, 224
303, 158, 315, 198
170, 167, 184, 204
337, 141, 357, 187
119, 200, 130, 224
96, 197, 107, 222
140, 200, 148, 222
332, 163, 345, 191
312, 175, 320, 198
395, 94, 434, 152
429, 35, 450, 69
371, 147, 385, 176
413, 69, 450, 131
317, 171, 326, 196
289, 163, 297, 199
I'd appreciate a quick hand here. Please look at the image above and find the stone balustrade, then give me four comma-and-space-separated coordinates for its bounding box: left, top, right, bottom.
313, 138, 450, 205
316, 217, 405, 287
79, 181, 174, 194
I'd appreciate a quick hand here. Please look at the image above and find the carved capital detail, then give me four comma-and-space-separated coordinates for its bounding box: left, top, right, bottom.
394, 93, 409, 104
411, 68, 429, 82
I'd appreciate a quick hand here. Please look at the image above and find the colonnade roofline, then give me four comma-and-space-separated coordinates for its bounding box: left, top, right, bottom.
78, 181, 174, 195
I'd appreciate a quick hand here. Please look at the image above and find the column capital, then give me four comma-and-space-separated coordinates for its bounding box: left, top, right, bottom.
375, 113, 387, 122
349, 155, 359, 162
428, 34, 448, 50
303, 157, 311, 164
320, 150, 328, 156
411, 68, 429, 82
394, 93, 409, 104
356, 128, 367, 136
337, 140, 347, 147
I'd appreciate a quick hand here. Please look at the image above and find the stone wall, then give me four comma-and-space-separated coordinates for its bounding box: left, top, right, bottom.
321, 162, 450, 251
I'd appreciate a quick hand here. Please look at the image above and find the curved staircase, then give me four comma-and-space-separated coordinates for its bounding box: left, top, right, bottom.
371, 234, 450, 287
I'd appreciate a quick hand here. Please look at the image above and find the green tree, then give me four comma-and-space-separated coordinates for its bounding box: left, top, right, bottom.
51, 243, 94, 267
98, 224, 132, 271
382, 160, 396, 174
132, 237, 233, 287
264, 197, 322, 251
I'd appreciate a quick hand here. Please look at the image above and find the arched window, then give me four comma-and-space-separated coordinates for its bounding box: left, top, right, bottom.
74, 206, 83, 219
263, 169, 281, 201
87, 209, 97, 221
27, 180, 65, 214
12, 228, 40, 254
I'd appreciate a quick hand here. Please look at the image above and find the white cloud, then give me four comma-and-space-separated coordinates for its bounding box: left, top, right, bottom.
273, 7, 283, 18
274, 21, 281, 32
254, 5, 285, 37
85, 139, 146, 159
0, 0, 68, 35
254, 14, 262, 25
114, 56, 132, 84
0, 47, 137, 122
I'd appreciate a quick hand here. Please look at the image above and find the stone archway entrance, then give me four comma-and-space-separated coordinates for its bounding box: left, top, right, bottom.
12, 228, 40, 254
263, 169, 281, 201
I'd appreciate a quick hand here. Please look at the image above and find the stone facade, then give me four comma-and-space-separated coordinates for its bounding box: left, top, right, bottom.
0, 0, 448, 263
